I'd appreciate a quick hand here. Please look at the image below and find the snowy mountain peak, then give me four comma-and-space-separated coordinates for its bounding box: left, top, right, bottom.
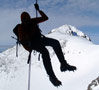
49, 24, 91, 41
0, 24, 99, 90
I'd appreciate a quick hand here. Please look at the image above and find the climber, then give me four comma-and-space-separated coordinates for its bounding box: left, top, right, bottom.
13, 3, 77, 87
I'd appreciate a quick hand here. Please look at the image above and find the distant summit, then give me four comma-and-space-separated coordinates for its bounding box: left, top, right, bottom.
49, 24, 91, 41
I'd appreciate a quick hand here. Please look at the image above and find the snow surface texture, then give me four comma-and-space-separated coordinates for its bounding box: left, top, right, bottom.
0, 24, 99, 90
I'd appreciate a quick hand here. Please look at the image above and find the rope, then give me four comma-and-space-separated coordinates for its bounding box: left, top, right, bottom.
27, 51, 32, 64
28, 52, 32, 90
36, 0, 38, 17
28, 0, 38, 90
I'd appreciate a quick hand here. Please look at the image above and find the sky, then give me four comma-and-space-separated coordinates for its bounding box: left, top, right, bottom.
0, 0, 99, 45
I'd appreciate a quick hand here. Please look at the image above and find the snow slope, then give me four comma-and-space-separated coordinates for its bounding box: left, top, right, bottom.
0, 24, 99, 90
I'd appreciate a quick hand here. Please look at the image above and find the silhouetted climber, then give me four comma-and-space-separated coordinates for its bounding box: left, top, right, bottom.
13, 3, 76, 87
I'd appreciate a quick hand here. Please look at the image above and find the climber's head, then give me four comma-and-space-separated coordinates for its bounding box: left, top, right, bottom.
21, 12, 31, 24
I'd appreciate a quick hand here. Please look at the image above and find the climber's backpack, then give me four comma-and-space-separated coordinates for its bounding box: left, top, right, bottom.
13, 19, 41, 52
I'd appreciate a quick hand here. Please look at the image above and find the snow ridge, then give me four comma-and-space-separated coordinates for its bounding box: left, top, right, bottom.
49, 24, 91, 41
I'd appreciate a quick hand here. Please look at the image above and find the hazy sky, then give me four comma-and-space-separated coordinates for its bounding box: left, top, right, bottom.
0, 0, 99, 45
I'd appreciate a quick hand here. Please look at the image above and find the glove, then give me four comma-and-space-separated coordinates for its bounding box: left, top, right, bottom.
34, 3, 39, 11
